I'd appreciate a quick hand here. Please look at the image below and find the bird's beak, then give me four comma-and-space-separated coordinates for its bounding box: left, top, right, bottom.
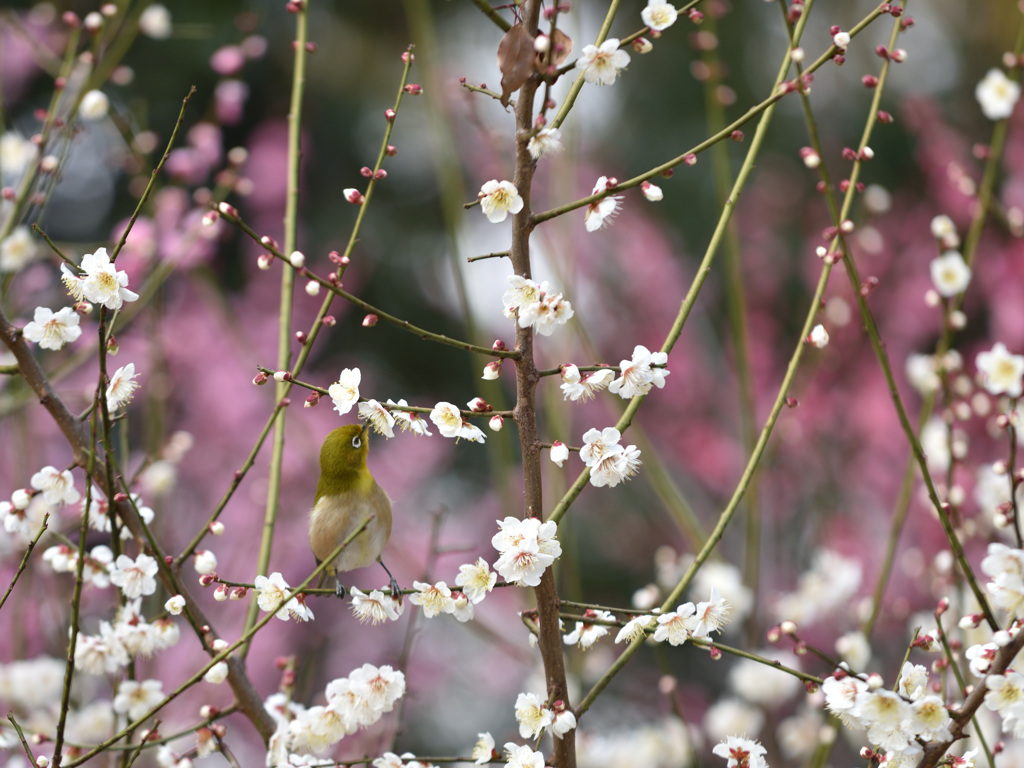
360, 423, 370, 439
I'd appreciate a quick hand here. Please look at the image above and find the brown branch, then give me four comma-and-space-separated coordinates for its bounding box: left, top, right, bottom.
0, 310, 276, 744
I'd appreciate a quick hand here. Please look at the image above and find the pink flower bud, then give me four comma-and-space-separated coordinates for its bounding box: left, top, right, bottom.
384, 108, 396, 122
304, 42, 317, 53
361, 166, 373, 177
632, 37, 653, 54
489, 414, 503, 431
403, 84, 423, 95
305, 392, 320, 408
202, 210, 219, 226
288, 250, 305, 268
210, 521, 225, 535
482, 360, 502, 380
683, 153, 697, 166
862, 75, 879, 88
688, 8, 703, 23
257, 254, 272, 271
343, 188, 365, 205
322, 315, 336, 326
878, 110, 893, 123
253, 372, 269, 386
362, 313, 378, 327
230, 587, 246, 600
214, 584, 228, 601
199, 574, 216, 587
468, 397, 492, 413
295, 331, 307, 344
402, 51, 415, 63
374, 169, 387, 180
386, 144, 397, 156
217, 202, 238, 217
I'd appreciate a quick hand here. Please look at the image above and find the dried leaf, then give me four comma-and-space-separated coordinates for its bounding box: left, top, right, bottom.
497, 23, 535, 107
549, 28, 572, 67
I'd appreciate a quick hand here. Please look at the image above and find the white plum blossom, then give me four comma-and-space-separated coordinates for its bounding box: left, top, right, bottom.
0, 226, 39, 272
615, 614, 655, 643
580, 427, 642, 488
22, 306, 82, 350
584, 175, 622, 232
455, 557, 497, 603
905, 353, 940, 396
409, 580, 456, 617
0, 134, 38, 183
822, 673, 869, 727
106, 363, 141, 411
479, 180, 524, 223
563, 609, 615, 649
515, 692, 553, 739
388, 399, 432, 435
976, 68, 1021, 121
74, 621, 129, 674
576, 39, 630, 86
110, 553, 158, 599
193, 549, 217, 574
528, 127, 562, 160
690, 587, 730, 638
71, 247, 139, 310
472, 733, 496, 765
930, 251, 971, 297
138, 4, 172, 39
504, 743, 545, 768
560, 364, 614, 401
165, 595, 186, 615
976, 342, 1024, 398
113, 679, 164, 721
653, 602, 697, 646
430, 401, 484, 442
30, 466, 80, 506
491, 516, 562, 587
982, 542, 1024, 616
712, 736, 768, 768
328, 367, 361, 415
255, 572, 291, 616
609, 344, 670, 398
930, 214, 959, 247
502, 274, 573, 336
349, 586, 403, 624
642, 0, 678, 31
358, 399, 395, 438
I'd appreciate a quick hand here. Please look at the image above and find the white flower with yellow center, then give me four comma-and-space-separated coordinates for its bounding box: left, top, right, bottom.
479, 180, 524, 223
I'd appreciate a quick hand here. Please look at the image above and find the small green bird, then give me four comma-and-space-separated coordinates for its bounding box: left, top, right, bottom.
309, 424, 399, 597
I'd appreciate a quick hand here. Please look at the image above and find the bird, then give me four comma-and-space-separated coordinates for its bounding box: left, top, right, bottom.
308, 424, 400, 598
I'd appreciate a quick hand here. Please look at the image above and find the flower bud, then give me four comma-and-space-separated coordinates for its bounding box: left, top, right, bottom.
289, 250, 305, 269
218, 202, 238, 217
305, 280, 320, 297
632, 37, 652, 53
343, 188, 365, 205
468, 397, 492, 412
362, 314, 378, 327
489, 414, 503, 431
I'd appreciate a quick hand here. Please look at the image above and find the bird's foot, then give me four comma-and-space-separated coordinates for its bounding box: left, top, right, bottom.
334, 578, 348, 599
388, 576, 401, 600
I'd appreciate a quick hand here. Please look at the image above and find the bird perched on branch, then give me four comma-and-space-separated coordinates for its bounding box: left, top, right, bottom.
309, 424, 399, 597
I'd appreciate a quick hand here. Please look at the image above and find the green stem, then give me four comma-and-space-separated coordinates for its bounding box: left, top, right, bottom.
242, 1, 311, 650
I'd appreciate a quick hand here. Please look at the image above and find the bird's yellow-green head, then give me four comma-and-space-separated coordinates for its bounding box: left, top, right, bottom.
316, 424, 372, 501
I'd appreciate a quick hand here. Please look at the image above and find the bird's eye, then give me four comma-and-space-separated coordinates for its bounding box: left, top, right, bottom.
351, 436, 362, 449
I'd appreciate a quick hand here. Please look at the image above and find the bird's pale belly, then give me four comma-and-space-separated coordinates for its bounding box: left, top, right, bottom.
308, 485, 392, 574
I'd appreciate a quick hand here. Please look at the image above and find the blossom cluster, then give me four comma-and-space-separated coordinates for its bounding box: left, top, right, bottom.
266, 663, 406, 761
326, 368, 485, 442
254, 571, 315, 623
580, 427, 642, 488
491, 515, 562, 587
652, 588, 730, 646
502, 274, 574, 337
822, 662, 954, 762
514, 692, 576, 740
74, 598, 180, 675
